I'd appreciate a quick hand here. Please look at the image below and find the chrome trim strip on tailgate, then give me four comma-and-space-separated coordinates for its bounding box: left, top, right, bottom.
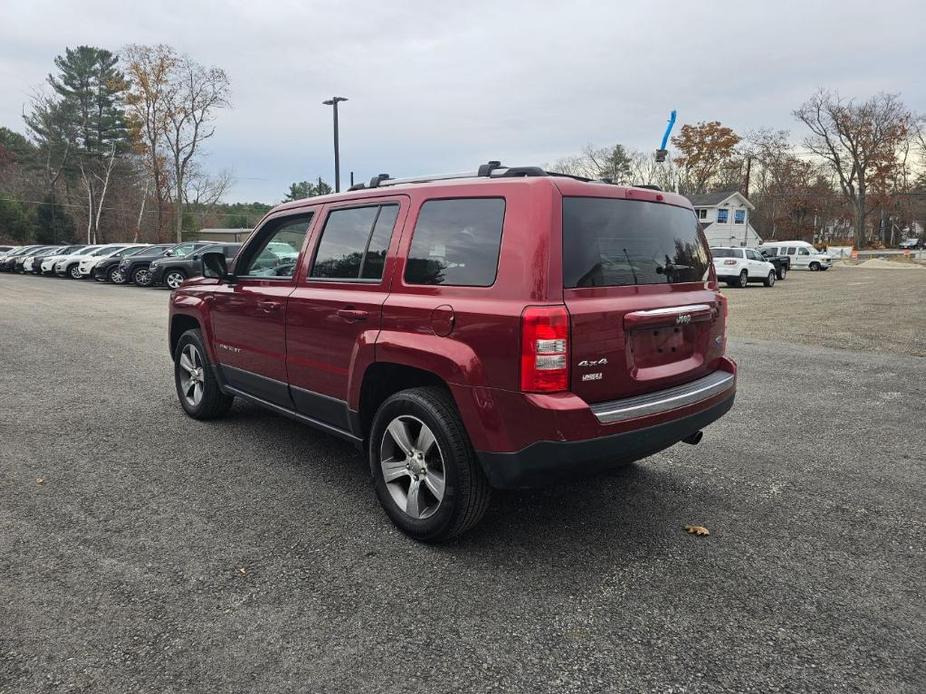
590, 370, 735, 424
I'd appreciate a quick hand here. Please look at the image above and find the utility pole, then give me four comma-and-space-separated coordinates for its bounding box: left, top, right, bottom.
322, 97, 348, 192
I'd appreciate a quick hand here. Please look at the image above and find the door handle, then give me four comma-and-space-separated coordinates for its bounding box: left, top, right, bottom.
258, 300, 282, 313
337, 308, 368, 322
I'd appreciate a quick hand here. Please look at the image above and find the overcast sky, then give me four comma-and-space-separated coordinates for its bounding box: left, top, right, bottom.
1, 0, 923, 202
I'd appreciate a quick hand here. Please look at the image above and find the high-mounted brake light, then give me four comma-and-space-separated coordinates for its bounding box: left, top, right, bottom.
520, 306, 569, 392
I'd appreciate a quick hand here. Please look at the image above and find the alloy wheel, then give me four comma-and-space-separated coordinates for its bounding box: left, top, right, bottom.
69, 265, 81, 279
166, 271, 185, 289
110, 269, 125, 284
379, 415, 446, 520
178, 343, 205, 407
134, 268, 152, 286
739, 271, 748, 288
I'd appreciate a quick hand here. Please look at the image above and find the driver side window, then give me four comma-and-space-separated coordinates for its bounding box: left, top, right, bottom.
798, 247, 810, 256
238, 213, 313, 278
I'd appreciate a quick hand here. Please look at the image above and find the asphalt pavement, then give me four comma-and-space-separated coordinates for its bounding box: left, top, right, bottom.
1, 273, 924, 693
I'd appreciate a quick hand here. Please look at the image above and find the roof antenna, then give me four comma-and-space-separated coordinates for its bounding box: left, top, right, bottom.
655, 109, 676, 163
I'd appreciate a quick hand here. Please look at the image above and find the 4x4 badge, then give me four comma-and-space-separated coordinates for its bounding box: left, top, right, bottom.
676, 314, 691, 325
578, 358, 608, 367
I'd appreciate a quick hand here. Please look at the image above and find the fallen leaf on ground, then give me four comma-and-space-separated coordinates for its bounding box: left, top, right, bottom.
685, 525, 710, 536
35, 477, 46, 485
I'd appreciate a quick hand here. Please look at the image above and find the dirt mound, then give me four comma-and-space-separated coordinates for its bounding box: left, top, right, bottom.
848, 258, 926, 270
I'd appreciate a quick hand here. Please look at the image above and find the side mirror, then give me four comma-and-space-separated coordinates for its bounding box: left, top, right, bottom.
164, 249, 174, 257
201, 251, 229, 280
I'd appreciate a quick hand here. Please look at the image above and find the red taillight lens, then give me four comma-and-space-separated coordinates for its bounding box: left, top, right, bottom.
520, 305, 569, 392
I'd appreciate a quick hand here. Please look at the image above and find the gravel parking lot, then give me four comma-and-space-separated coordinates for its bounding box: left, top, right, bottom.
1, 272, 924, 693
722, 264, 926, 356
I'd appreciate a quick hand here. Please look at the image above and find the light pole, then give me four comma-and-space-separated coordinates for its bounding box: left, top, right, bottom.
323, 96, 348, 192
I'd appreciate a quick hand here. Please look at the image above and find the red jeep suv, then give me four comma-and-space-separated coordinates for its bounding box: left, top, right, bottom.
168, 162, 736, 541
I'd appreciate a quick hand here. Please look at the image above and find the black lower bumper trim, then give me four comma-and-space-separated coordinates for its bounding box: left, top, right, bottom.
476, 394, 735, 489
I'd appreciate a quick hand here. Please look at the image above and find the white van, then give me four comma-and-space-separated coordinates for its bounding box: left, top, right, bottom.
758, 241, 832, 271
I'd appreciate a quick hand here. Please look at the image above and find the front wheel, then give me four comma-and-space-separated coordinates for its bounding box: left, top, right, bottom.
369, 387, 490, 542
133, 267, 153, 287
68, 264, 82, 280
763, 271, 776, 287
173, 329, 233, 419
165, 269, 187, 290
809, 261, 821, 271
109, 267, 126, 284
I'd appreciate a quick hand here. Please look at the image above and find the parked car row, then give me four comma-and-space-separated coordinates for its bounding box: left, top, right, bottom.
0, 241, 241, 288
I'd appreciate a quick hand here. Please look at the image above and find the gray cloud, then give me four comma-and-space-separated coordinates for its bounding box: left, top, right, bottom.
1, 0, 923, 202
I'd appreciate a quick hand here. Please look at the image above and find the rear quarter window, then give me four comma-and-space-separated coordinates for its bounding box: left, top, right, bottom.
404, 198, 505, 286
563, 197, 710, 287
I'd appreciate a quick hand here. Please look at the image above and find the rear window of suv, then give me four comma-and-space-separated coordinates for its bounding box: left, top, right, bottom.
710, 248, 740, 258
404, 198, 505, 286
563, 197, 710, 287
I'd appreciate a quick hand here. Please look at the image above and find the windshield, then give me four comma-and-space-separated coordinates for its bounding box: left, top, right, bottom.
563, 198, 711, 287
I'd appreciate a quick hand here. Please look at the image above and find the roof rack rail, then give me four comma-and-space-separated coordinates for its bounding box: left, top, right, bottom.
355, 161, 596, 190
368, 173, 391, 188
477, 160, 503, 176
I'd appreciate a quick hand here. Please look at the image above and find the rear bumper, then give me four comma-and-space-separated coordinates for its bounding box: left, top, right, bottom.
477, 391, 734, 489
469, 361, 736, 489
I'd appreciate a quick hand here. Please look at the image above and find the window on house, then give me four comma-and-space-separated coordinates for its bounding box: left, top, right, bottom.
717, 209, 729, 224
697, 208, 707, 220
734, 209, 746, 224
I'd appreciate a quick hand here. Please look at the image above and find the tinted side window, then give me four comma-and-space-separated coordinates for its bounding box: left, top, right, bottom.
361, 205, 399, 280
310, 204, 398, 281
238, 214, 313, 278
405, 198, 505, 286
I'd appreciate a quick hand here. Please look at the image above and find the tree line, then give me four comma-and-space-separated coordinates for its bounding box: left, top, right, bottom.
550, 91, 926, 249
0, 44, 239, 245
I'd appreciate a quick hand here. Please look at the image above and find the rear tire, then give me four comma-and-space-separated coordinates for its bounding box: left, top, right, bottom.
173, 329, 233, 420
777, 266, 787, 280
133, 267, 153, 287
737, 270, 748, 288
369, 387, 491, 542
763, 271, 776, 287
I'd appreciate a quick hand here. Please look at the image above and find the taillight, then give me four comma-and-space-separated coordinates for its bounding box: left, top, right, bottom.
520, 305, 569, 392
723, 259, 737, 265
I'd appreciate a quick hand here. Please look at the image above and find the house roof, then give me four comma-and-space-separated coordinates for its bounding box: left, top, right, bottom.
688, 191, 755, 210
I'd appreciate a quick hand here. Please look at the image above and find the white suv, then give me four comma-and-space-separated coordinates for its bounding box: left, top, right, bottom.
711, 247, 777, 288
49, 246, 102, 277
76, 244, 145, 278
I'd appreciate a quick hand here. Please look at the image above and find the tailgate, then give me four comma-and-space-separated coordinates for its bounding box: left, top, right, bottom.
561, 196, 727, 403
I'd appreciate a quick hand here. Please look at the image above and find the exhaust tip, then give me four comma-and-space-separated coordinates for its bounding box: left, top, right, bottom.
682, 431, 703, 445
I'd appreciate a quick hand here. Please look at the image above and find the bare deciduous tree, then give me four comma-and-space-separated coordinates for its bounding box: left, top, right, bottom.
124, 44, 178, 240
794, 90, 912, 249
163, 57, 230, 242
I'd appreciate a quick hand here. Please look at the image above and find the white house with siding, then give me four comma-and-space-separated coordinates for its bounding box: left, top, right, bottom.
689, 191, 762, 248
